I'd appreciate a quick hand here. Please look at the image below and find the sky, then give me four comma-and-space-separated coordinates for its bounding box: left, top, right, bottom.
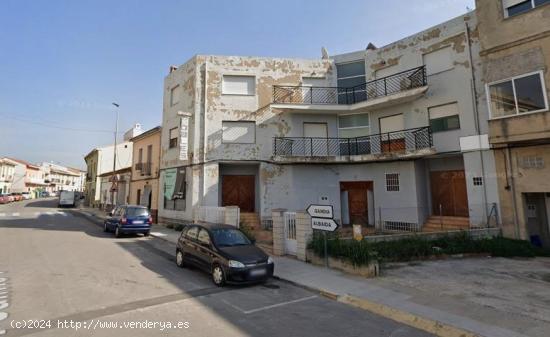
0, 0, 475, 169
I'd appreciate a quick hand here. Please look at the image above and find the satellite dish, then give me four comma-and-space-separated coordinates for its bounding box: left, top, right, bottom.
321, 47, 329, 60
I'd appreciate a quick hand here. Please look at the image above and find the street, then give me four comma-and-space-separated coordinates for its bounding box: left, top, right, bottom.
0, 198, 433, 337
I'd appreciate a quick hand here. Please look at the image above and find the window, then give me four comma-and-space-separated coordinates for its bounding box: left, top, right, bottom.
163, 167, 186, 211
429, 103, 460, 132
138, 148, 143, 164
503, 0, 550, 17
169, 127, 178, 148
487, 71, 548, 118
423, 46, 453, 76
385, 173, 400, 192
473, 177, 483, 186
185, 226, 199, 240
197, 229, 211, 246
519, 156, 544, 169
336, 61, 366, 103
170, 85, 182, 106
222, 121, 255, 143
338, 113, 370, 137
222, 75, 255, 95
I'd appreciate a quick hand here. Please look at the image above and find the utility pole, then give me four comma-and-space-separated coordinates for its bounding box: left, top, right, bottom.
111, 102, 119, 210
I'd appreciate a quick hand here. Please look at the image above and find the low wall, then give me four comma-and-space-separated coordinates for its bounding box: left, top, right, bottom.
362, 228, 501, 243
306, 249, 379, 278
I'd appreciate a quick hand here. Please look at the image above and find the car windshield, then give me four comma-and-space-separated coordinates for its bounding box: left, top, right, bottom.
125, 207, 149, 217
211, 228, 251, 247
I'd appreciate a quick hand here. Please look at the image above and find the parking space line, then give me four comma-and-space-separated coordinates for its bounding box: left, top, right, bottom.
0, 213, 5, 217
222, 295, 317, 314
11, 212, 20, 217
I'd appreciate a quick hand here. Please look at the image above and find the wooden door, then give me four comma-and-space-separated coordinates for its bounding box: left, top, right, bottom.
430, 170, 469, 217
340, 181, 372, 225
379, 114, 405, 153
222, 175, 255, 212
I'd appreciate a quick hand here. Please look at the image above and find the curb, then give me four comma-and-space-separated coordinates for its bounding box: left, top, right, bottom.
338, 294, 478, 337
273, 275, 478, 337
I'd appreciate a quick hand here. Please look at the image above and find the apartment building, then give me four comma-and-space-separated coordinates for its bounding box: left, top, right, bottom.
41, 163, 84, 192
129, 126, 161, 222
476, 0, 550, 247
7, 158, 48, 197
159, 12, 500, 235
0, 158, 16, 194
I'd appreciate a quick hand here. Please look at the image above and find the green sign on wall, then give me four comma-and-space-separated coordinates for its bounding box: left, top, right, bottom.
163, 168, 177, 200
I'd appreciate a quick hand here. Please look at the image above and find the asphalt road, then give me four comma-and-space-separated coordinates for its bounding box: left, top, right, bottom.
0, 198, 433, 337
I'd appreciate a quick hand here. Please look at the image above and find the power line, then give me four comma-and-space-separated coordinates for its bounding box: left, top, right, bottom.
0, 114, 124, 134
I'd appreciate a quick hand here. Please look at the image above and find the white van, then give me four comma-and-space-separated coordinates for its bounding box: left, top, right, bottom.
58, 191, 75, 207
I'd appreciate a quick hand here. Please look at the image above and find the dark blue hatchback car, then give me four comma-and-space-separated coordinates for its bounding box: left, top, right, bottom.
103, 205, 152, 238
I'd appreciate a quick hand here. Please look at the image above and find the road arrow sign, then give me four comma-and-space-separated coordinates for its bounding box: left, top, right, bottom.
306, 204, 334, 219
311, 217, 339, 232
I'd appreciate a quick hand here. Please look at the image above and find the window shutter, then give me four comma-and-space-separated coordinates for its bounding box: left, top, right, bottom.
429, 103, 459, 119
502, 0, 528, 8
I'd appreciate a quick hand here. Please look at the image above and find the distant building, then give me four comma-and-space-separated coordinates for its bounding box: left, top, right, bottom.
0, 158, 16, 194
129, 126, 161, 223
40, 163, 85, 192
84, 125, 138, 208
6, 158, 47, 197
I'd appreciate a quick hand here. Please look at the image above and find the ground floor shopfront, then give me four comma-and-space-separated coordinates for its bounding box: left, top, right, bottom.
158, 151, 499, 232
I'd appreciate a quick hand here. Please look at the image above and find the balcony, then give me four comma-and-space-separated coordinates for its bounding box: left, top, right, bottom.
273, 127, 434, 163
135, 162, 152, 176
272, 66, 428, 113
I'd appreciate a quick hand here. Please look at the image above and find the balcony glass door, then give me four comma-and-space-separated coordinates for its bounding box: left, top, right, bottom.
304, 123, 328, 157
379, 114, 405, 153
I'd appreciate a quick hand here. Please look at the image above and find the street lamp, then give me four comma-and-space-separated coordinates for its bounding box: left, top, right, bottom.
111, 102, 119, 210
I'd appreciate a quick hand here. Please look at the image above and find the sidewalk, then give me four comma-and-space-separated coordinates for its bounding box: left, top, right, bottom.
76, 206, 544, 337
272, 256, 549, 337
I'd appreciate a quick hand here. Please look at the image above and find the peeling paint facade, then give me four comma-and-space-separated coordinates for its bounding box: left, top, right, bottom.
158, 12, 500, 232
476, 0, 550, 246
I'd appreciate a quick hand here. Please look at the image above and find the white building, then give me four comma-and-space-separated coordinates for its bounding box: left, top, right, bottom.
0, 158, 16, 194
157, 11, 500, 243
84, 124, 139, 208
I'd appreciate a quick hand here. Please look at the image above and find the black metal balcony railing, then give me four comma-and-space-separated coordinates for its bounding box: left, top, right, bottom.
138, 162, 152, 176
273, 66, 427, 105
273, 127, 432, 157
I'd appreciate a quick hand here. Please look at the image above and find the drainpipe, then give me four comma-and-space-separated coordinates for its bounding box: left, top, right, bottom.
465, 22, 489, 223
506, 146, 520, 239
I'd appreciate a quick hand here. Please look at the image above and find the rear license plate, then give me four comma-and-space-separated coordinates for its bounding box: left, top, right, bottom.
250, 268, 266, 277
132, 220, 144, 224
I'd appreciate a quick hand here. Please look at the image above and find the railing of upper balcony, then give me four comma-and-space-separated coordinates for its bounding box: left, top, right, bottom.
273, 127, 432, 157
273, 65, 427, 105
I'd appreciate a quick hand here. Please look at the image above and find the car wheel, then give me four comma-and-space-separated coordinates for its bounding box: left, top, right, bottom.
176, 250, 186, 268
212, 264, 225, 287
115, 227, 122, 238
103, 222, 109, 232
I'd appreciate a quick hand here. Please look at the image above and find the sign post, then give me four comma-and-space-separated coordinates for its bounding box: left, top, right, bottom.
307, 204, 338, 268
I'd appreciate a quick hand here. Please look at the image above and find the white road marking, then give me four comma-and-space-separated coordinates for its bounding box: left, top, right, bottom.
222, 295, 317, 314
150, 232, 167, 237
11, 213, 19, 217
0, 213, 5, 217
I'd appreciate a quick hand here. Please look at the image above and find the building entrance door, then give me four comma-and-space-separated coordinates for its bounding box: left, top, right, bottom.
340, 181, 373, 226
430, 170, 469, 217
222, 175, 255, 212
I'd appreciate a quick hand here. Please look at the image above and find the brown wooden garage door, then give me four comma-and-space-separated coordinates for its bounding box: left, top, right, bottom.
222, 175, 255, 212
430, 170, 469, 217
